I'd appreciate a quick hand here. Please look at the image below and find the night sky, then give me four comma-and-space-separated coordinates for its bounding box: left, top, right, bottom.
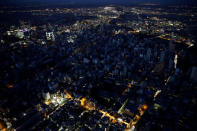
0, 0, 197, 6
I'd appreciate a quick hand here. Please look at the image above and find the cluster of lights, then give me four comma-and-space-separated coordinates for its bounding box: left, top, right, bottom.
64, 90, 148, 130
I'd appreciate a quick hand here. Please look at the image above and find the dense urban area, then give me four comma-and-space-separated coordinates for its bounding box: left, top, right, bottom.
0, 4, 197, 131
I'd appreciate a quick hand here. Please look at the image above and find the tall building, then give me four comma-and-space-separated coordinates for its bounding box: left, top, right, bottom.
16, 31, 24, 39
190, 67, 197, 82
174, 54, 178, 69
160, 51, 165, 62
169, 40, 175, 52
146, 48, 151, 61
46, 32, 55, 41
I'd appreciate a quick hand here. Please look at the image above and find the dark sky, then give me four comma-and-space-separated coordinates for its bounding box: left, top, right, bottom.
0, 0, 197, 6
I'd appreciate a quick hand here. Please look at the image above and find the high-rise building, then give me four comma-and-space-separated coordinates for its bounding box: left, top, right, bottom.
46, 32, 55, 41
16, 31, 24, 39
169, 40, 175, 52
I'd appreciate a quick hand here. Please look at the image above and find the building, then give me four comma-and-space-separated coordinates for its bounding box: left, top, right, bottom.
46, 32, 55, 41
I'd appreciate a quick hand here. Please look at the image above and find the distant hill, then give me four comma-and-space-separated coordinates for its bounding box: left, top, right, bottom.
0, 0, 197, 6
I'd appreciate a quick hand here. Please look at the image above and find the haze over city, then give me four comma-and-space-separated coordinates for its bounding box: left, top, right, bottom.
1, 0, 197, 6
